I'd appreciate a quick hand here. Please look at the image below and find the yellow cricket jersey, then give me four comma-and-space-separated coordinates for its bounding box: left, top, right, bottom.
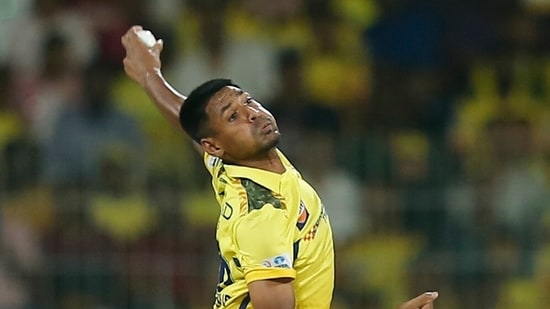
204, 149, 334, 309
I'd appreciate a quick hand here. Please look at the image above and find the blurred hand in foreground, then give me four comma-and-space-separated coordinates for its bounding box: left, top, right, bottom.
397, 292, 439, 309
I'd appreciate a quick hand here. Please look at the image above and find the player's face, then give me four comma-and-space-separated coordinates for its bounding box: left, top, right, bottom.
202, 86, 280, 162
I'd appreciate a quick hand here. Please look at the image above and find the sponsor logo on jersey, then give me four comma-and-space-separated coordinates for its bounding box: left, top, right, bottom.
296, 201, 309, 230
262, 254, 292, 269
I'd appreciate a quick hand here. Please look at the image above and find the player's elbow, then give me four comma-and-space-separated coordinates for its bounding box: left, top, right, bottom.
248, 278, 295, 309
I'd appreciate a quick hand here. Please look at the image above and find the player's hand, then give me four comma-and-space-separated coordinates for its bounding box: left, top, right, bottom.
121, 25, 163, 88
396, 292, 438, 309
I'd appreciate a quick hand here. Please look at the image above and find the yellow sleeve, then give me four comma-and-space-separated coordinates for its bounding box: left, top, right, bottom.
234, 204, 296, 284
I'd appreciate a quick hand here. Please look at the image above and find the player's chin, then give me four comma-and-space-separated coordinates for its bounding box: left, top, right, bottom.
261, 134, 280, 151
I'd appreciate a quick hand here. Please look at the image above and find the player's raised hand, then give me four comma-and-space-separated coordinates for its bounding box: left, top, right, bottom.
121, 25, 163, 87
396, 292, 439, 309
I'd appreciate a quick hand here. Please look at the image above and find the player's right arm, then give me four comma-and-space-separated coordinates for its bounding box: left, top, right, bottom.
121, 25, 186, 132
232, 199, 297, 309
248, 278, 295, 309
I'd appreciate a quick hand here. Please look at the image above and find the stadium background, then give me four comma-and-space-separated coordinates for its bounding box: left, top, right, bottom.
0, 0, 549, 308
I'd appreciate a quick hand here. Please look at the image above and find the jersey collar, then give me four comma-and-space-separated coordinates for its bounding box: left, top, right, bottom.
223, 149, 298, 193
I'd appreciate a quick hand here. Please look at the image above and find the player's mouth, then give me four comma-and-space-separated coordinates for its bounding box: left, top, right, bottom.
261, 122, 273, 134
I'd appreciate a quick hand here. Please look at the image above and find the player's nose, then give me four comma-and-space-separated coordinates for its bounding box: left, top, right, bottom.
247, 106, 260, 121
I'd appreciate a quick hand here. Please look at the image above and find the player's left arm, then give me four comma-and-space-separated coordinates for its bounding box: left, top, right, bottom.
233, 202, 297, 308
248, 278, 295, 309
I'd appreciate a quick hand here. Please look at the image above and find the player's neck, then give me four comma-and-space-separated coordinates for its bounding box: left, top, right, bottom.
235, 149, 286, 174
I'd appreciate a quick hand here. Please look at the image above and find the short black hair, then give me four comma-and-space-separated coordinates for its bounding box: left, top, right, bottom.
179, 78, 239, 142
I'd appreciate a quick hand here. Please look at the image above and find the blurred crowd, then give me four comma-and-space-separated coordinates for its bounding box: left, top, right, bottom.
0, 0, 549, 308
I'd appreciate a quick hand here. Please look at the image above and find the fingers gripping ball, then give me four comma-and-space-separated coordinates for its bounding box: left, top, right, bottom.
136, 30, 156, 48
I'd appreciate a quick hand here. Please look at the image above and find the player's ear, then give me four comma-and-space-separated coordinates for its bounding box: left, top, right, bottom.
200, 137, 224, 157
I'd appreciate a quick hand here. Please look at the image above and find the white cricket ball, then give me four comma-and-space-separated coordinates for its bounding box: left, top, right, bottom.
136, 30, 156, 48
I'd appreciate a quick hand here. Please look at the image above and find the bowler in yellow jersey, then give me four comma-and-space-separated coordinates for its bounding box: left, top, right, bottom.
206, 147, 334, 308
121, 25, 439, 309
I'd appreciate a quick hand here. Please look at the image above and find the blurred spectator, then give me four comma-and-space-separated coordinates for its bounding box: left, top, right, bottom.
113, 176, 219, 308
240, 0, 304, 21
537, 112, 550, 190
449, 53, 542, 179
363, 0, 444, 70
0, 117, 53, 307
268, 48, 340, 160
1, 60, 55, 238
75, 0, 166, 67
484, 117, 547, 274
440, 115, 547, 308
225, 0, 308, 49
15, 31, 83, 146
0, 65, 24, 183
171, 0, 277, 101
437, 0, 500, 70
0, 0, 32, 64
533, 216, 550, 305
495, 277, 545, 309
388, 130, 444, 238
340, 233, 423, 309
2, 136, 54, 229
361, 1, 460, 134
146, 0, 184, 27
86, 149, 163, 308
337, 182, 424, 309
44, 62, 145, 188
0, 214, 43, 309
302, 0, 370, 132
43, 188, 117, 309
332, 0, 380, 30
8, 0, 97, 77
89, 149, 157, 245
294, 128, 363, 246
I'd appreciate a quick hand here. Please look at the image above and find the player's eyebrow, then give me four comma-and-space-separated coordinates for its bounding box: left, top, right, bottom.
217, 88, 246, 117
220, 101, 232, 116
219, 89, 246, 116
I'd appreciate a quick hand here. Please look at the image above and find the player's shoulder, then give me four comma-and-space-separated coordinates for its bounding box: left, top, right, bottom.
239, 178, 284, 212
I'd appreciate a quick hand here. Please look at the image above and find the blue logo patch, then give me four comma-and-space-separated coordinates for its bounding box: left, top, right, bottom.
262, 254, 292, 269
